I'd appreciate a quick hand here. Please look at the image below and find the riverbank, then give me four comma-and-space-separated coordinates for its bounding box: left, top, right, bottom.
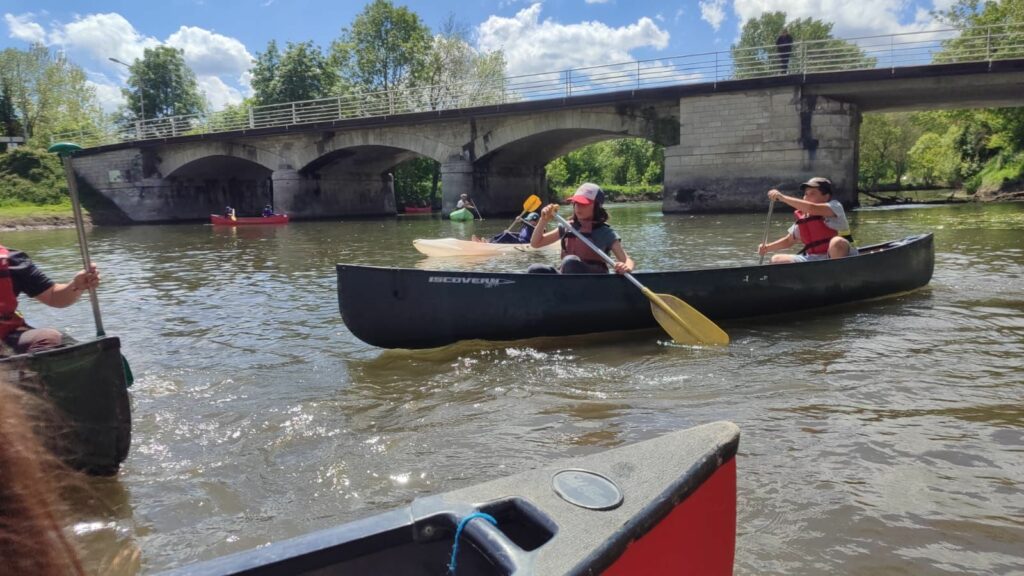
0, 204, 87, 231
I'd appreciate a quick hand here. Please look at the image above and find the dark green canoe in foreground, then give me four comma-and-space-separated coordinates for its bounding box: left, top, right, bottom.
337, 234, 935, 349
0, 335, 131, 476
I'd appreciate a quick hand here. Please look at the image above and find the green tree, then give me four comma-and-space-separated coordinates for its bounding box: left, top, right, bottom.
0, 80, 20, 137
545, 138, 663, 189
331, 0, 432, 112
121, 46, 206, 121
730, 12, 875, 78
858, 113, 921, 190
935, 0, 1024, 62
251, 40, 338, 105
0, 44, 104, 145
418, 15, 506, 110
908, 130, 961, 186
393, 157, 438, 206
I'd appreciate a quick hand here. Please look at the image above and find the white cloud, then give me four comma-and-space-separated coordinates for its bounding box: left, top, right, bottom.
700, 0, 727, 31
476, 3, 670, 76
52, 13, 160, 67
88, 80, 126, 114
166, 26, 253, 79
3, 12, 253, 111
197, 75, 244, 110
731, 0, 946, 38
4, 13, 46, 44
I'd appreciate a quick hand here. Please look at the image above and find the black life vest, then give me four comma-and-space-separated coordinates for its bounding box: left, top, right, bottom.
560, 221, 610, 270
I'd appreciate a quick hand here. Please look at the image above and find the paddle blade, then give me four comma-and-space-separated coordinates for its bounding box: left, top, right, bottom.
647, 291, 730, 346
523, 194, 542, 213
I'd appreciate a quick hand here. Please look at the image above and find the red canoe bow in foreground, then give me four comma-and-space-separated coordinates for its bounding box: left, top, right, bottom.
159, 421, 739, 575
210, 214, 290, 226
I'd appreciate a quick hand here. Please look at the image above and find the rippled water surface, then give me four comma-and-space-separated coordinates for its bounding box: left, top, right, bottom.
4, 201, 1023, 575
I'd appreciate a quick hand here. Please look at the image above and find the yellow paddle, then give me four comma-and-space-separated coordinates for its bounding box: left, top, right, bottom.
502, 195, 543, 234
553, 213, 729, 346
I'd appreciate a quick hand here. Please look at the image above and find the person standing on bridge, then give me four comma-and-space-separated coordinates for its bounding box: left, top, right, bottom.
528, 183, 635, 275
776, 29, 794, 74
757, 177, 857, 263
1, 243, 101, 354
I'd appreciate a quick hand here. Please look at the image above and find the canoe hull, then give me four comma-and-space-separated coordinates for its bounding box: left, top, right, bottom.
210, 214, 289, 226
413, 237, 557, 257
160, 421, 740, 576
0, 336, 131, 475
338, 234, 934, 349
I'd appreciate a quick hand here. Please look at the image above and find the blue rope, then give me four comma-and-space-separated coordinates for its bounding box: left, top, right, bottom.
447, 512, 498, 575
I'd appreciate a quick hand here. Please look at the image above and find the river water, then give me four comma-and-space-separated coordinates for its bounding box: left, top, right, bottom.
4, 201, 1023, 575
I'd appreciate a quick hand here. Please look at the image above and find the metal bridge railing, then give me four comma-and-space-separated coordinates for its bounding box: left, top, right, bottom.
54, 23, 1024, 149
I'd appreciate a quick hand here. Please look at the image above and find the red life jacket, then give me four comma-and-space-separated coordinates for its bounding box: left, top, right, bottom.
0, 244, 28, 339
560, 221, 609, 270
794, 210, 839, 255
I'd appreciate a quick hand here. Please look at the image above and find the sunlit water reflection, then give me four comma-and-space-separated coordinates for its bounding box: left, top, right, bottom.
3, 201, 1022, 574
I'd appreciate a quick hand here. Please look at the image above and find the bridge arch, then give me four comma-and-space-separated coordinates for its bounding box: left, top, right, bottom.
471, 104, 677, 164
294, 129, 457, 170
158, 141, 284, 178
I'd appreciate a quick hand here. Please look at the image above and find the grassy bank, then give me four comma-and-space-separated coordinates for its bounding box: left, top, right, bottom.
0, 202, 81, 230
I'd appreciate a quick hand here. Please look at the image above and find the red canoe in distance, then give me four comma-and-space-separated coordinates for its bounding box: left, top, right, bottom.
403, 205, 433, 214
210, 214, 289, 226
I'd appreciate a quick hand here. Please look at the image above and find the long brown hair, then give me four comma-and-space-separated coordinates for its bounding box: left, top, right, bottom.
0, 378, 85, 575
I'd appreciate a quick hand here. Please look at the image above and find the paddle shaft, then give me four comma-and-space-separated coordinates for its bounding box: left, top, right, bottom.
59, 156, 105, 336
552, 213, 695, 329
758, 199, 776, 265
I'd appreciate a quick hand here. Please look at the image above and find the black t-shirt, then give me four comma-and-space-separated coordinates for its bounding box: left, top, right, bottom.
4, 249, 55, 298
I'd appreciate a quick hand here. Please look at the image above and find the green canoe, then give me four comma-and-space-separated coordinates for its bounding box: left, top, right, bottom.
0, 335, 131, 476
448, 207, 474, 221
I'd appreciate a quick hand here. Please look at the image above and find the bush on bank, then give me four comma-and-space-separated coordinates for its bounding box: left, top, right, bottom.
0, 147, 68, 206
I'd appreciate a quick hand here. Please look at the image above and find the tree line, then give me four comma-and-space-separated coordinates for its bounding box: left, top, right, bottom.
0, 0, 1020, 208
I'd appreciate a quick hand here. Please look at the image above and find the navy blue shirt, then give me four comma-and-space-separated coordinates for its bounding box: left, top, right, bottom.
4, 249, 55, 298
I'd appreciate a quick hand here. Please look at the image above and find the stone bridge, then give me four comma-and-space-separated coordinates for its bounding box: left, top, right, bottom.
70, 60, 1024, 221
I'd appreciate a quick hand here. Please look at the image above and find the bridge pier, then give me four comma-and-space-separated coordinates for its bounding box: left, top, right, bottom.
441, 157, 546, 217
273, 168, 396, 218
663, 88, 860, 212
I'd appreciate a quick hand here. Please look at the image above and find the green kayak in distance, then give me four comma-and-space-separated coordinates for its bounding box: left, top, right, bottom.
448, 207, 475, 221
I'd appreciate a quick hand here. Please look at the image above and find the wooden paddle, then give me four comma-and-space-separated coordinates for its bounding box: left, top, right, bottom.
552, 213, 729, 346
502, 195, 543, 234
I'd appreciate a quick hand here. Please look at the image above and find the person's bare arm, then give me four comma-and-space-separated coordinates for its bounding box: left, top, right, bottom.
34, 265, 99, 309
609, 241, 634, 275
767, 189, 835, 217
530, 204, 563, 248
758, 234, 796, 255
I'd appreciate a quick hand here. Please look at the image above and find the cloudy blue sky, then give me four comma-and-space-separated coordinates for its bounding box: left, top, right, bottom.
2, 0, 956, 112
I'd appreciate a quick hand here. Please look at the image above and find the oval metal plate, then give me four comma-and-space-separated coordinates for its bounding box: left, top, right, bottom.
551, 469, 623, 510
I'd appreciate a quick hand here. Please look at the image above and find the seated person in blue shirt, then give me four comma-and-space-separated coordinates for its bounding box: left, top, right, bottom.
262, 204, 274, 217
472, 212, 541, 244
